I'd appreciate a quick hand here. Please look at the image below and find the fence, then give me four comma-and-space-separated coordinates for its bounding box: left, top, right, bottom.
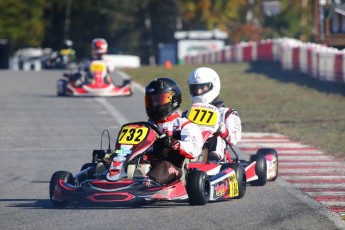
184, 38, 345, 83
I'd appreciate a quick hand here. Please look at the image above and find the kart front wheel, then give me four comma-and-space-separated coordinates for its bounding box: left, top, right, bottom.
221, 163, 247, 199
186, 170, 210, 206
49, 171, 74, 208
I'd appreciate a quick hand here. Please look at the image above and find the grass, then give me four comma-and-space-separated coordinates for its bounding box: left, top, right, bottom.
121, 62, 345, 160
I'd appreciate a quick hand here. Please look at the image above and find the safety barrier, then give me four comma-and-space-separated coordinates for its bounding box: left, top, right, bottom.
184, 38, 345, 83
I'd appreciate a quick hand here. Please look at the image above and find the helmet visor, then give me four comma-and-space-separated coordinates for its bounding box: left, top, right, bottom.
145, 92, 173, 108
189, 83, 213, 96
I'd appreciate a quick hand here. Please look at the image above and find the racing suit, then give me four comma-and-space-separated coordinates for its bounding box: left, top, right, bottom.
70, 56, 115, 86
147, 112, 203, 185
183, 100, 242, 162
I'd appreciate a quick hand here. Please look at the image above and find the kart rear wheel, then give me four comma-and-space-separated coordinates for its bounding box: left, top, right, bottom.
221, 163, 247, 199
257, 148, 279, 181
49, 171, 74, 208
186, 170, 210, 205
57, 79, 67, 96
249, 152, 267, 186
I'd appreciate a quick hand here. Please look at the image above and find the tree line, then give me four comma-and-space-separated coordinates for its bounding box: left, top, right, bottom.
0, 0, 313, 64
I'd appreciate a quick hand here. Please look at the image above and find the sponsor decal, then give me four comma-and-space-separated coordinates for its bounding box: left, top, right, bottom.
229, 173, 239, 197
168, 166, 179, 176
214, 181, 228, 197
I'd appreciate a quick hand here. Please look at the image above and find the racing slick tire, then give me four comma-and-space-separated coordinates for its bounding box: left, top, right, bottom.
49, 171, 74, 208
249, 152, 267, 186
221, 163, 247, 199
186, 170, 210, 205
257, 148, 279, 181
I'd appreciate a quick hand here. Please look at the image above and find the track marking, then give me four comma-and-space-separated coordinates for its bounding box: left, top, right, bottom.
94, 97, 129, 125
239, 132, 345, 224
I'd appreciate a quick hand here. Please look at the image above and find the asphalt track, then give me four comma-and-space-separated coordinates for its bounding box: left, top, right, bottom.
0, 70, 344, 230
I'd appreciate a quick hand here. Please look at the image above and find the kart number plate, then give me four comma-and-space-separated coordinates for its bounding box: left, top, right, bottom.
187, 103, 219, 126
90, 61, 106, 72
118, 125, 149, 145
59, 49, 70, 55
229, 173, 239, 197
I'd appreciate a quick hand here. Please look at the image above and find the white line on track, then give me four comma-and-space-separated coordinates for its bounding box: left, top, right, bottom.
276, 177, 345, 229
94, 97, 129, 125
307, 191, 345, 196
320, 201, 345, 206
294, 183, 345, 188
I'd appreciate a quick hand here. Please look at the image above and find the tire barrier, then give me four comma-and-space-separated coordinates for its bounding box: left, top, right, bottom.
184, 38, 345, 83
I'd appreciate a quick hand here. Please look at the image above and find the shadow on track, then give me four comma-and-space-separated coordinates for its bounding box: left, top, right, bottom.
0, 198, 189, 210
246, 61, 345, 96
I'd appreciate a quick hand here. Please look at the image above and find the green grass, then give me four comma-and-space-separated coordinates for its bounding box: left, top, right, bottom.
122, 62, 345, 160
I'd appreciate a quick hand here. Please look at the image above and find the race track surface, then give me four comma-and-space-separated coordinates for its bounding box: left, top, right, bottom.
0, 70, 343, 230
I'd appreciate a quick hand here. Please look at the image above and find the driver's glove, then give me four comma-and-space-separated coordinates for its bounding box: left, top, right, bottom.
161, 135, 180, 151
215, 122, 229, 139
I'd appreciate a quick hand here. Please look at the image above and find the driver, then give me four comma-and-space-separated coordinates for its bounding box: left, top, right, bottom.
70, 38, 114, 86
185, 67, 242, 162
144, 78, 203, 186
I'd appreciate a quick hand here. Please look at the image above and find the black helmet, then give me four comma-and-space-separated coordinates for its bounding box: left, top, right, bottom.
145, 78, 182, 121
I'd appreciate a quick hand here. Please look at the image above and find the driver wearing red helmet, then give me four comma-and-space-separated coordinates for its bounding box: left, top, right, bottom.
74, 38, 114, 85
144, 78, 203, 186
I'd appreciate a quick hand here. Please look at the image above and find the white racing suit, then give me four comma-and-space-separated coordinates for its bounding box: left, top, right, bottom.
182, 101, 242, 161
74, 56, 115, 85
147, 112, 203, 184
207, 101, 242, 161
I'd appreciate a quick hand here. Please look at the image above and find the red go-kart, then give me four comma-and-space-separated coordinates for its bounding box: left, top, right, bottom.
49, 120, 247, 208
185, 103, 279, 187
56, 60, 132, 97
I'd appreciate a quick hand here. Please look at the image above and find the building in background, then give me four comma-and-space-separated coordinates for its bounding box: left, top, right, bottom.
174, 29, 228, 65
314, 0, 345, 48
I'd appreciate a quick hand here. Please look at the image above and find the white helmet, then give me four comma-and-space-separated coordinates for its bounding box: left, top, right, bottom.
188, 67, 221, 104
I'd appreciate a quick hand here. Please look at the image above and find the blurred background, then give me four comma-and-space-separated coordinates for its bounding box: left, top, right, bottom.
0, 0, 344, 68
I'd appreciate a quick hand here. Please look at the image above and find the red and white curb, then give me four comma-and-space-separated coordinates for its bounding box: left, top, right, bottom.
238, 132, 345, 221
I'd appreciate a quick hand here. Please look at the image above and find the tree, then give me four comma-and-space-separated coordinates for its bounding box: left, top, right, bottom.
0, 0, 47, 51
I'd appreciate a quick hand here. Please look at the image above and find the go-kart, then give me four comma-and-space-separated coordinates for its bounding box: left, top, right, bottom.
185, 103, 279, 187
56, 60, 132, 97
49, 120, 247, 207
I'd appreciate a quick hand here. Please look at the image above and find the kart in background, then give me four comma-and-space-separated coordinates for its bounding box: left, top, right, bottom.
49, 120, 247, 207
56, 60, 132, 97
